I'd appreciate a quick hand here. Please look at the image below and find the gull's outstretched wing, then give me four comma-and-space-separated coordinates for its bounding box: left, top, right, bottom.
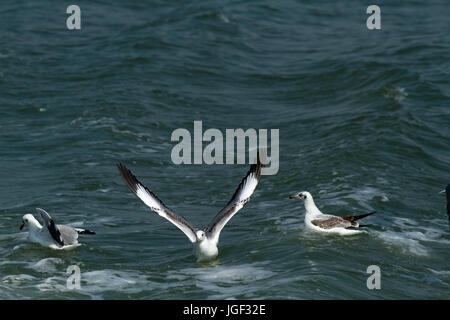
117, 163, 198, 243
36, 208, 64, 246
205, 156, 263, 244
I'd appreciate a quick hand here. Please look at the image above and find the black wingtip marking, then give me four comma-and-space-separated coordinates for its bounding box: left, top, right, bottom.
77, 229, 96, 235
117, 162, 139, 195
117, 162, 161, 203
224, 154, 263, 208
49, 221, 64, 246
343, 211, 376, 222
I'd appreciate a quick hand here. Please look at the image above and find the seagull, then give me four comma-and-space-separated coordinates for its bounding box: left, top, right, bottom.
289, 191, 375, 235
117, 157, 262, 262
19, 208, 96, 250
440, 184, 450, 220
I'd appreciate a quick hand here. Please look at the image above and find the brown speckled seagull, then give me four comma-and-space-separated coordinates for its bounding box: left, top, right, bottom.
289, 191, 375, 235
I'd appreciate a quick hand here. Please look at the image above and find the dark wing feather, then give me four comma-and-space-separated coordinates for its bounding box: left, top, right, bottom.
36, 208, 64, 246
342, 211, 376, 222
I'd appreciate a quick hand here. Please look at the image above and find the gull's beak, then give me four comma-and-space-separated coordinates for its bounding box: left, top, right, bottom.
289, 194, 299, 199
19, 222, 24, 231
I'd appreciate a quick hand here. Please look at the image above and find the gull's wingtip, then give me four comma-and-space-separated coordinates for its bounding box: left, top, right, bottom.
116, 162, 131, 177
256, 148, 267, 167
35, 207, 46, 214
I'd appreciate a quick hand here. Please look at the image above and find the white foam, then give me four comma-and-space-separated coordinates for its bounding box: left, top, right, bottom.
349, 186, 389, 207
78, 270, 149, 294
374, 216, 449, 256
374, 230, 429, 256
36, 277, 67, 292
167, 263, 274, 299
33, 269, 152, 297
219, 13, 230, 23
2, 274, 37, 285
13, 243, 30, 251
319, 186, 386, 210
274, 217, 303, 232
31, 258, 64, 273
392, 217, 418, 227
428, 268, 450, 276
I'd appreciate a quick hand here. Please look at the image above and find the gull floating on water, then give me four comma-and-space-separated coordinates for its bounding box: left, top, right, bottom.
117, 158, 262, 262
440, 184, 450, 220
289, 191, 375, 235
20, 208, 96, 250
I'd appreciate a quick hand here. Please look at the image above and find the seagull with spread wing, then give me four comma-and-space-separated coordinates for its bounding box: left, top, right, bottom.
117, 157, 263, 262
289, 191, 375, 235
19, 208, 96, 250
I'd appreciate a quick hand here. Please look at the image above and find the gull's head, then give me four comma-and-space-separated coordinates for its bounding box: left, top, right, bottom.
289, 191, 312, 201
196, 230, 206, 242
20, 214, 39, 231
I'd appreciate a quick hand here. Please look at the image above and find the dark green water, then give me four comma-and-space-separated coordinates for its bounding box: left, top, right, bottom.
0, 1, 449, 299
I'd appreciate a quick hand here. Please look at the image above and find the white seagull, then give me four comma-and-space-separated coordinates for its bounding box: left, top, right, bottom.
20, 208, 96, 250
117, 158, 262, 262
289, 191, 375, 235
